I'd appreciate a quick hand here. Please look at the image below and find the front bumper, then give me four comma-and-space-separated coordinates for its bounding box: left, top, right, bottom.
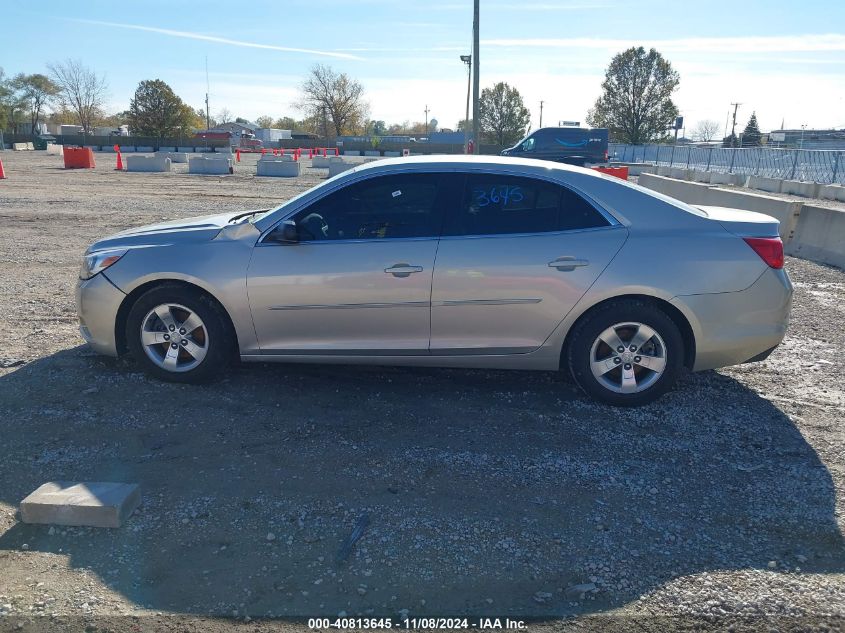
76, 273, 125, 357
673, 267, 794, 372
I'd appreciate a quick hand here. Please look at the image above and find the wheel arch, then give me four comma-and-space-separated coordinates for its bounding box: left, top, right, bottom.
114, 279, 239, 356
560, 294, 696, 370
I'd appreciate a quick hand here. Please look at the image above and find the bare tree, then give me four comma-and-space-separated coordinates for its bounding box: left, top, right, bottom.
48, 59, 108, 133
298, 65, 367, 137
217, 108, 233, 124
692, 119, 721, 142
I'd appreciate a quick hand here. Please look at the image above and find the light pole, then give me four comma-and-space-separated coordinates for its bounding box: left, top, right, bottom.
460, 54, 471, 153
800, 124, 807, 149
471, 0, 480, 154
539, 100, 544, 128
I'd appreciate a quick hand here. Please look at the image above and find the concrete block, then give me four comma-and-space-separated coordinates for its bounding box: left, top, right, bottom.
46, 144, 64, 156
364, 150, 381, 157
709, 172, 745, 186
85, 145, 100, 151
100, 146, 115, 152
344, 150, 361, 156
623, 164, 655, 176
12, 142, 27, 150
257, 158, 301, 177
135, 146, 154, 153
747, 176, 783, 194
311, 155, 330, 168
156, 151, 189, 163
177, 146, 195, 153
656, 165, 672, 176
819, 185, 842, 200
669, 167, 691, 180
781, 180, 821, 198
328, 160, 354, 177
126, 155, 171, 172
26, 142, 34, 150
20, 481, 140, 528
691, 170, 711, 183
158, 146, 176, 152
788, 205, 845, 269
195, 146, 213, 153
383, 151, 401, 157
188, 155, 232, 175
121, 146, 137, 153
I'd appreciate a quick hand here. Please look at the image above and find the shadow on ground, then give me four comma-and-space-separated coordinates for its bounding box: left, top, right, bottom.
0, 346, 842, 622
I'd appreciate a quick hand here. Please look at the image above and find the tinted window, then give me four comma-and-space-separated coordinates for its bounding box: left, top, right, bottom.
293, 174, 442, 241
442, 175, 610, 237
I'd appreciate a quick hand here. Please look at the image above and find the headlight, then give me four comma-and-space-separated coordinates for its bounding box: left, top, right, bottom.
79, 249, 128, 280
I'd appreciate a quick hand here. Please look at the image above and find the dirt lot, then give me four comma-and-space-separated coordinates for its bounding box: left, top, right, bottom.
0, 151, 843, 632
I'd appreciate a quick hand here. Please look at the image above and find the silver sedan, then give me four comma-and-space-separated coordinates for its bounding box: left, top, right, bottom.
76, 156, 792, 406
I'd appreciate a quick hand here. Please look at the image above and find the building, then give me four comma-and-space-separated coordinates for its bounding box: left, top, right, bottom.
768, 128, 845, 149
255, 128, 292, 144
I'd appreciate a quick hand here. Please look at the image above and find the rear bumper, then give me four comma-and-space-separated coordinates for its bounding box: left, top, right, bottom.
673, 267, 793, 372
76, 273, 125, 357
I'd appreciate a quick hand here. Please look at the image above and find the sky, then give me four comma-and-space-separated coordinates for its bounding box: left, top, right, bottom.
3, 0, 845, 135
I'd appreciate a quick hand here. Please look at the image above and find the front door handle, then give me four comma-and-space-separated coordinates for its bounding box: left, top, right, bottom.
385, 263, 424, 278
549, 256, 589, 271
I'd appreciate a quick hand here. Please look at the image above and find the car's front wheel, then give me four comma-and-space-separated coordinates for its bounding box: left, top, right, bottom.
125, 285, 233, 383
566, 299, 684, 406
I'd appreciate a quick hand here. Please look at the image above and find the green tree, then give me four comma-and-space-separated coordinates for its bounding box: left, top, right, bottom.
722, 133, 739, 148
478, 82, 531, 145
586, 47, 680, 144
128, 79, 195, 138
255, 115, 274, 128
741, 112, 762, 147
13, 73, 61, 132
273, 116, 297, 130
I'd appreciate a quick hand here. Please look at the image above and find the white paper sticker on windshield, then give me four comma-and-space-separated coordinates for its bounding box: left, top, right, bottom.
392, 190, 402, 198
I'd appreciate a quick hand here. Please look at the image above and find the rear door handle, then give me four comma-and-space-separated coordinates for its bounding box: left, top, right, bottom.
548, 257, 589, 271
385, 263, 424, 277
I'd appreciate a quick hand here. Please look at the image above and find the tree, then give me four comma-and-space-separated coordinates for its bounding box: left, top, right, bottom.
273, 116, 297, 130
255, 115, 274, 129
48, 59, 108, 132
128, 79, 196, 138
298, 64, 367, 137
235, 116, 250, 125
0, 68, 24, 132
692, 119, 720, 142
722, 133, 739, 148
13, 74, 60, 132
456, 118, 474, 132
478, 82, 531, 145
217, 108, 233, 124
586, 47, 680, 144
741, 112, 762, 147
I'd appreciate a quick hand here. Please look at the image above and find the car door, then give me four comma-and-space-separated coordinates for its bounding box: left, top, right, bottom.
430, 172, 627, 354
247, 172, 447, 354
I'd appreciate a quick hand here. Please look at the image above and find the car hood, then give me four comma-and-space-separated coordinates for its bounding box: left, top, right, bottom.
86, 210, 261, 253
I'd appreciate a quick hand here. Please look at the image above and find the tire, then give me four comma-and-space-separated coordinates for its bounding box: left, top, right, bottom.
125, 284, 234, 384
566, 299, 684, 407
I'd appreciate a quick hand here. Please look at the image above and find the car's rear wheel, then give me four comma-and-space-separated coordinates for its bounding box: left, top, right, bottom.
566, 299, 684, 406
125, 285, 233, 383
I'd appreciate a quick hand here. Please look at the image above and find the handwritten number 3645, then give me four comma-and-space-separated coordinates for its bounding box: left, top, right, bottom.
474, 186, 524, 207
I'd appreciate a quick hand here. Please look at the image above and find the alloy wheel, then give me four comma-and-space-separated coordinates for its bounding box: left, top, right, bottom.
140, 303, 209, 372
589, 321, 667, 394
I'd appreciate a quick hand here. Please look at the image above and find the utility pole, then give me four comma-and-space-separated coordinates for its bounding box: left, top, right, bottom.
471, 0, 480, 154
730, 102, 741, 146
539, 100, 544, 128
800, 124, 807, 149
205, 56, 211, 131
424, 104, 430, 139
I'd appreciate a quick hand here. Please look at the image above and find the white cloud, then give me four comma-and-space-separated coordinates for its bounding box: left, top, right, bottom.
72, 19, 364, 61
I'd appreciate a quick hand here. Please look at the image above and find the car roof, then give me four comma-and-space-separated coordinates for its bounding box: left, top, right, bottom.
349, 154, 596, 177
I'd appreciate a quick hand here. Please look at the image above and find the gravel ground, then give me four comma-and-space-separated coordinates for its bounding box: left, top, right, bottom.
0, 151, 843, 632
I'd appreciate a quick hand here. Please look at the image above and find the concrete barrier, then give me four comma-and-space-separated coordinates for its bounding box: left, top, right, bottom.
126, 155, 171, 172
158, 146, 176, 152
344, 150, 361, 156
328, 160, 354, 177
26, 142, 34, 150
781, 180, 821, 198
257, 158, 301, 177
747, 176, 783, 194
177, 147, 195, 153
188, 155, 232, 175
384, 151, 401, 157
669, 167, 690, 180
709, 172, 745, 186
156, 151, 189, 164
135, 146, 154, 153
46, 144, 64, 156
364, 150, 380, 157
12, 143, 28, 151
656, 165, 672, 177
195, 146, 213, 153
85, 145, 100, 151
788, 204, 845, 269
311, 155, 330, 168
638, 174, 802, 241
818, 184, 845, 202
691, 170, 711, 183
626, 164, 656, 176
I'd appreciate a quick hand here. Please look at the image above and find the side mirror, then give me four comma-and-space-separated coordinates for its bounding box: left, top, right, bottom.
268, 220, 299, 243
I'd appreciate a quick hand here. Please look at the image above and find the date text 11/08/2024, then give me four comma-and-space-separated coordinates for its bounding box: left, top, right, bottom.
307, 617, 528, 629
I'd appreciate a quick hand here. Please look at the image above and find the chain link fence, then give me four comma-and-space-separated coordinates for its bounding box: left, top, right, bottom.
610, 144, 845, 185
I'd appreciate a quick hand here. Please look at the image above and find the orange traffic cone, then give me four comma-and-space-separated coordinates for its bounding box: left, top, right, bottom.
115, 151, 124, 170
0, 157, 6, 179
235, 149, 241, 162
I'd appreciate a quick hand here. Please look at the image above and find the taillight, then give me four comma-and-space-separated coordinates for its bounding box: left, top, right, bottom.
743, 237, 784, 269
603, 150, 609, 161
